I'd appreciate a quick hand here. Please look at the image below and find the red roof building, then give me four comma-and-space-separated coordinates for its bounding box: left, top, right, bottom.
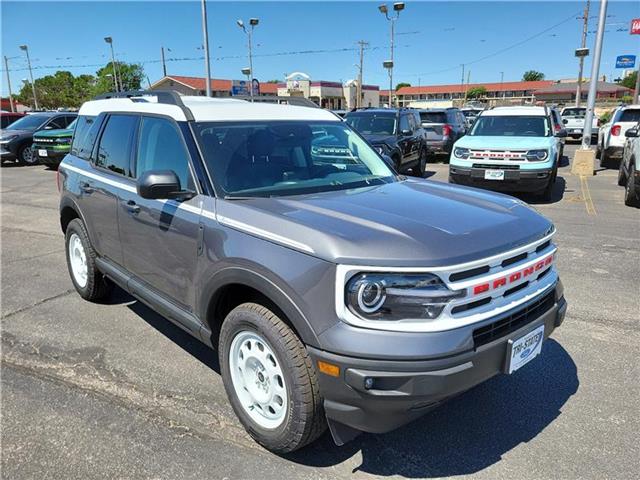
149, 75, 279, 97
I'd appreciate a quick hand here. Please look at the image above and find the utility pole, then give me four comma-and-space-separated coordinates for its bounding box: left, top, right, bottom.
3, 56, 15, 112
161, 47, 167, 77
356, 40, 369, 108
581, 0, 607, 150
463, 69, 471, 104
201, 0, 212, 97
19, 45, 38, 110
460, 64, 465, 106
378, 3, 404, 108
576, 0, 591, 107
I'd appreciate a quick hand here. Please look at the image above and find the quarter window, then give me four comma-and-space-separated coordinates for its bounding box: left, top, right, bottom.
71, 115, 100, 160
96, 114, 138, 176
135, 117, 193, 190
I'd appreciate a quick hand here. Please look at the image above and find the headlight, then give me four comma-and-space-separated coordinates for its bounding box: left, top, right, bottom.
0, 135, 18, 143
453, 147, 470, 159
525, 149, 548, 161
346, 273, 464, 321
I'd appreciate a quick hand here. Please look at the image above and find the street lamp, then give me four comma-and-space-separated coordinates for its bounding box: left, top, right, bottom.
378, 3, 405, 107
19, 44, 38, 110
237, 17, 259, 101
103, 36, 121, 92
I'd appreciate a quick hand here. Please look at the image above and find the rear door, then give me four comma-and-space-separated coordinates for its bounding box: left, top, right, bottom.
118, 115, 202, 309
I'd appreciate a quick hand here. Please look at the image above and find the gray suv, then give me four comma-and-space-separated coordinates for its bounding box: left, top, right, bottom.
59, 91, 567, 453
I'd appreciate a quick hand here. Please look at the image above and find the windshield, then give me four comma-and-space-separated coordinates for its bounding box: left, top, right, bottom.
562, 108, 585, 117
194, 121, 396, 198
469, 115, 550, 137
420, 112, 447, 124
345, 113, 396, 136
4, 114, 49, 131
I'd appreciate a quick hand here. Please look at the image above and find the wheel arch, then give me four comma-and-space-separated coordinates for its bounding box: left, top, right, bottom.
199, 267, 321, 349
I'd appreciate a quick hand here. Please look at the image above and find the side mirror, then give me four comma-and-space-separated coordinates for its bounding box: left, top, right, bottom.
400, 129, 412, 136
555, 129, 568, 138
137, 170, 190, 200
44, 125, 54, 130
625, 128, 639, 138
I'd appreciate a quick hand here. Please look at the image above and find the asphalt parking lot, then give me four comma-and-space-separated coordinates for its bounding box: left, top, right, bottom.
1, 142, 639, 479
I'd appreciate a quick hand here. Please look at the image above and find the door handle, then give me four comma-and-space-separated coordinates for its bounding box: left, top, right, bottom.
123, 200, 140, 215
79, 182, 94, 194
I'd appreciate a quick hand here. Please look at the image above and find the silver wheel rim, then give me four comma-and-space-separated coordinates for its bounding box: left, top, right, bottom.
22, 146, 34, 164
229, 331, 288, 429
68, 233, 88, 288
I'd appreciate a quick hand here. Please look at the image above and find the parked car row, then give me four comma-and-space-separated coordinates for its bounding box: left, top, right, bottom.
618, 115, 640, 207
0, 111, 77, 166
598, 104, 640, 169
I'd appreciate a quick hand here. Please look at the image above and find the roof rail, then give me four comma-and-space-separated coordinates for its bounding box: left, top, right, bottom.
92, 90, 195, 121
235, 95, 319, 108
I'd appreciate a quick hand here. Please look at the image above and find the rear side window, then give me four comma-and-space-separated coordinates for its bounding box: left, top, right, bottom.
619, 109, 640, 123
47, 116, 67, 129
71, 115, 99, 160
135, 117, 193, 190
96, 114, 138, 176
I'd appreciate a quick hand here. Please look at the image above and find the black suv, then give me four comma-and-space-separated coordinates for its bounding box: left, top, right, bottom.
344, 108, 428, 176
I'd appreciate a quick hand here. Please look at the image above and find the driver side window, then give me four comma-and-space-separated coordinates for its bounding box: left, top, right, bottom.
135, 117, 194, 191
399, 114, 410, 133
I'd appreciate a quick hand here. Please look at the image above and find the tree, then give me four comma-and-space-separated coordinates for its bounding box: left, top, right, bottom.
15, 61, 145, 109
395, 82, 411, 91
466, 86, 487, 99
95, 62, 144, 94
522, 70, 545, 81
617, 71, 637, 90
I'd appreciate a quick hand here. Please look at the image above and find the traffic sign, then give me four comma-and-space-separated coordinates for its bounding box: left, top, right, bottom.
616, 55, 636, 69
575, 48, 589, 58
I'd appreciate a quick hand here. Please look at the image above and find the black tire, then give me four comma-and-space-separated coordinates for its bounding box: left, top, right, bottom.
617, 160, 627, 187
219, 303, 326, 453
539, 168, 557, 202
416, 147, 427, 178
65, 218, 113, 301
18, 144, 36, 166
624, 162, 640, 207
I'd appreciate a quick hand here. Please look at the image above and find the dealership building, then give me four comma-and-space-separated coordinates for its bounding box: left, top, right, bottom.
149, 75, 279, 98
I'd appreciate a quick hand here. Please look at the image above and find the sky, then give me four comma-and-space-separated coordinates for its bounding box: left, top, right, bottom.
1, 0, 639, 96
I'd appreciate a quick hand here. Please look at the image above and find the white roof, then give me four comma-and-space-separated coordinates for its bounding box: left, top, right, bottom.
78, 94, 338, 123
480, 106, 548, 117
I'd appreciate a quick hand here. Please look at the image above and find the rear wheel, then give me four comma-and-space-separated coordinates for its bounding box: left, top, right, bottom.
624, 162, 639, 207
219, 303, 326, 453
65, 218, 113, 301
416, 147, 427, 177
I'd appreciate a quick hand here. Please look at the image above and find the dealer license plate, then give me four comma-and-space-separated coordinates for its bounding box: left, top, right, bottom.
38, 149, 47, 157
484, 169, 504, 181
507, 324, 545, 374
571, 129, 581, 133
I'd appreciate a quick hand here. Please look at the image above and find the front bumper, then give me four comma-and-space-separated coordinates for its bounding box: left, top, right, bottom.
309, 285, 566, 440
33, 146, 68, 165
0, 144, 17, 160
449, 165, 552, 193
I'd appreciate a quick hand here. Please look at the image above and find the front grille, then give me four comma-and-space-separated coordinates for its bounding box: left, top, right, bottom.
472, 163, 520, 170
472, 290, 555, 348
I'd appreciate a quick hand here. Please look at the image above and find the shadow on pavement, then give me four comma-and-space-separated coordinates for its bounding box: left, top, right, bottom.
518, 176, 567, 205
286, 339, 578, 477
112, 288, 577, 478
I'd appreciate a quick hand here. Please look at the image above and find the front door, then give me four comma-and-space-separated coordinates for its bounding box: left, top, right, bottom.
118, 115, 202, 309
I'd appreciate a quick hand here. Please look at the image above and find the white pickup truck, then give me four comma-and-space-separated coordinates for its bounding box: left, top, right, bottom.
560, 107, 599, 141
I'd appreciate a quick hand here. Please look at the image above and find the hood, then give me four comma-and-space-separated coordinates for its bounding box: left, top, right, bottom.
455, 135, 552, 151
360, 133, 396, 145
217, 179, 552, 267
33, 128, 73, 139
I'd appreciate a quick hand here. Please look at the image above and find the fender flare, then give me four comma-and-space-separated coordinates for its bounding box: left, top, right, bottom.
59, 195, 94, 243
198, 266, 321, 348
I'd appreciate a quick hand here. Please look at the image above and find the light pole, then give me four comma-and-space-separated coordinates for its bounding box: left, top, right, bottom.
201, 0, 212, 97
103, 37, 120, 92
581, 0, 608, 150
19, 45, 38, 110
378, 2, 404, 107
576, 0, 591, 107
3, 56, 15, 112
237, 18, 259, 102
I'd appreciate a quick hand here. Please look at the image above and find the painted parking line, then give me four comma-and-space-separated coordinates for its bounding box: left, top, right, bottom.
580, 175, 597, 216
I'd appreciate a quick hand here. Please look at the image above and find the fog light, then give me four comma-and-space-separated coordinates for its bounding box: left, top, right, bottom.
364, 377, 374, 390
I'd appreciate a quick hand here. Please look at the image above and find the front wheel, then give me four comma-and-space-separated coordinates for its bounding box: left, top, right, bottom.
624, 163, 639, 207
618, 160, 627, 186
219, 303, 326, 453
539, 168, 557, 202
416, 148, 427, 177
18, 145, 36, 165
